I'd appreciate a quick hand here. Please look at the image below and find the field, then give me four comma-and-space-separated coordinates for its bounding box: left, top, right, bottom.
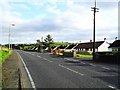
0, 46, 12, 63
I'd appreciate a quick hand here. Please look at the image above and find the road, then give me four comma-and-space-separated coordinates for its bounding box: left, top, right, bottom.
16, 50, 119, 89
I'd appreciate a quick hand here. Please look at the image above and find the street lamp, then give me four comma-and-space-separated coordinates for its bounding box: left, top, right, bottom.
8, 24, 15, 51
91, 0, 99, 60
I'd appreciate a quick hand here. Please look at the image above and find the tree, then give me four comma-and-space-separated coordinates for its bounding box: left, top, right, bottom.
36, 39, 43, 52
44, 34, 54, 50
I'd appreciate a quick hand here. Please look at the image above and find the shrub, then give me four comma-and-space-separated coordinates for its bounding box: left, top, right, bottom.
76, 51, 92, 55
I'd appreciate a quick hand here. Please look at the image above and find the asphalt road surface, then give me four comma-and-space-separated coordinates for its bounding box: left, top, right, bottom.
16, 50, 119, 89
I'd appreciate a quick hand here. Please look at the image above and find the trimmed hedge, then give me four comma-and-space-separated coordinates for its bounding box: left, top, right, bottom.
95, 52, 120, 63
76, 51, 92, 55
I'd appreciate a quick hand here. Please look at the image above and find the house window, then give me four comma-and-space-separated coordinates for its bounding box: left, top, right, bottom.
113, 48, 118, 51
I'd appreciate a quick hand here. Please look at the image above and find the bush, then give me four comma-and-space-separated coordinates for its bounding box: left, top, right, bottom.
95, 51, 119, 56
76, 51, 92, 55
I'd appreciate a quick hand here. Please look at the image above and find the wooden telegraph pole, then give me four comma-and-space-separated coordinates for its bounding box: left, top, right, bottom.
91, 0, 99, 60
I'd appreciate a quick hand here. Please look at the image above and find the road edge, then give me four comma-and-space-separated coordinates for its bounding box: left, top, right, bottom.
16, 51, 36, 89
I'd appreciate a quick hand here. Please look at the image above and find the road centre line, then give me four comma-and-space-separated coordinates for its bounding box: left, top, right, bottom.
43, 58, 53, 62
25, 52, 30, 54
27, 52, 31, 54
31, 54, 34, 56
108, 85, 116, 89
80, 62, 86, 64
65, 58, 79, 62
89, 63, 96, 67
58, 64, 84, 76
17, 52, 36, 90
35, 55, 52, 62
102, 67, 111, 70
37, 55, 41, 58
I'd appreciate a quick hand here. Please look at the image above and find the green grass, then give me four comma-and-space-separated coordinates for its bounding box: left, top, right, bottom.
0, 50, 13, 63
50, 42, 71, 47
76, 54, 93, 59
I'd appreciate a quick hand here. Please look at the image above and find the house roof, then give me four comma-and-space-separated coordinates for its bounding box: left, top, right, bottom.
109, 40, 120, 48
52, 45, 67, 50
75, 41, 104, 49
66, 44, 76, 49
51, 46, 56, 49
58, 45, 67, 49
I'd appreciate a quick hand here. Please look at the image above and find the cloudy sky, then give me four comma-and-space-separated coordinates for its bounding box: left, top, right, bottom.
0, 0, 119, 44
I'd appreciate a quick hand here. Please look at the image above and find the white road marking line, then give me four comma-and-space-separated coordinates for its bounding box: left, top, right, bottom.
27, 52, 29, 53
43, 58, 53, 62
65, 58, 79, 62
108, 85, 116, 89
31, 54, 34, 56
48, 60, 53, 62
89, 63, 96, 67
80, 62, 86, 64
37, 55, 41, 58
58, 64, 84, 76
102, 67, 110, 70
17, 52, 36, 90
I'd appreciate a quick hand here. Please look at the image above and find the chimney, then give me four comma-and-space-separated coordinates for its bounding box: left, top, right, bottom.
115, 37, 117, 40
104, 38, 106, 41
90, 40, 92, 42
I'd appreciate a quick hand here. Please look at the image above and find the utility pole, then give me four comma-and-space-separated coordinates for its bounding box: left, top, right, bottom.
41, 37, 43, 53
91, 0, 99, 60
8, 25, 11, 50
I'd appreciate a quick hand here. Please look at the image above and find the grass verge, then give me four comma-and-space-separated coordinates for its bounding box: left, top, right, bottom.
0, 50, 13, 63
76, 54, 93, 59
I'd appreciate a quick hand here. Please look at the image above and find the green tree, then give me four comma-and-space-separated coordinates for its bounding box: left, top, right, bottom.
44, 34, 54, 50
36, 39, 43, 52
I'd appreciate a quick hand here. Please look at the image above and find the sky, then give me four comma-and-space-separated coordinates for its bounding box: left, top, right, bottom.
0, 0, 119, 44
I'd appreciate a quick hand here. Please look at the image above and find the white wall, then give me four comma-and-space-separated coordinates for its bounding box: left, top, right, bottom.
108, 48, 112, 51
98, 42, 110, 52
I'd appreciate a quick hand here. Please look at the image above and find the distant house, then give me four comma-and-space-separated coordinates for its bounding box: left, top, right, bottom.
109, 40, 120, 51
65, 43, 78, 52
58, 45, 67, 50
51, 46, 56, 50
53, 45, 67, 51
75, 41, 110, 52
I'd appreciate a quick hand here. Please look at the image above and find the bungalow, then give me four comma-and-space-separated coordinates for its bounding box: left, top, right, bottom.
51, 46, 56, 50
52, 45, 67, 54
58, 45, 68, 50
75, 41, 110, 52
53, 45, 67, 51
65, 43, 78, 52
108, 40, 120, 51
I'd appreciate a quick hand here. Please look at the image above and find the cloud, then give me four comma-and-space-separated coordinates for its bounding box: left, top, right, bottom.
10, 3, 31, 10
0, 0, 118, 44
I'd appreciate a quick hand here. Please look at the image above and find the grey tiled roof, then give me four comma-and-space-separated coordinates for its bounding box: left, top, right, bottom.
109, 40, 120, 48
75, 41, 104, 49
